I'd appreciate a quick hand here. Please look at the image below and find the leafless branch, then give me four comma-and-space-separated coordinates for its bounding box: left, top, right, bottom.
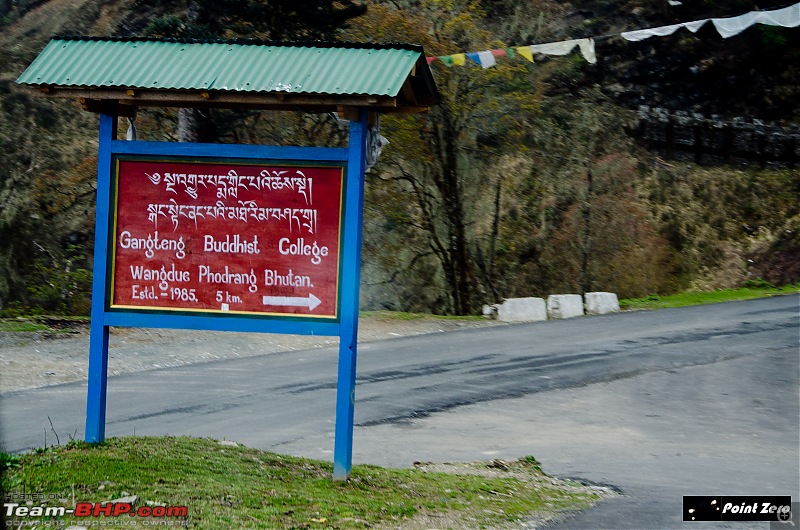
48, 415, 60, 446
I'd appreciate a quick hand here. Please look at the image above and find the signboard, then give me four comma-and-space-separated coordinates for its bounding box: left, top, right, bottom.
81, 110, 370, 482
109, 156, 344, 319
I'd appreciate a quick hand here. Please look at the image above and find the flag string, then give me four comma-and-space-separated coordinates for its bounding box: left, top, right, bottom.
427, 2, 799, 68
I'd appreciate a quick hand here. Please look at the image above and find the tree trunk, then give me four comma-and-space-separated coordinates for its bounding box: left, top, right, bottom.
177, 108, 218, 143
580, 167, 593, 295
431, 107, 480, 315
175, 1, 219, 144
487, 177, 502, 302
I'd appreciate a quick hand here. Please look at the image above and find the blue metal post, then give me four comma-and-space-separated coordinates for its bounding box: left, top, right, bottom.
85, 111, 116, 443
333, 108, 368, 481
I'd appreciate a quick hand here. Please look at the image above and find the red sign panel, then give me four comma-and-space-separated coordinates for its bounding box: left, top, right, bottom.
110, 157, 344, 319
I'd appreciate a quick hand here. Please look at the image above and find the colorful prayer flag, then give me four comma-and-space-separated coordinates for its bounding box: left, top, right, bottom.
476, 50, 496, 68
516, 46, 534, 62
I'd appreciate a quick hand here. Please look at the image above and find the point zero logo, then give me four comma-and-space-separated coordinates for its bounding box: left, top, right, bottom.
683, 496, 792, 523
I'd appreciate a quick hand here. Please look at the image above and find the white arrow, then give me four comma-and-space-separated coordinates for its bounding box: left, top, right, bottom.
262, 293, 322, 311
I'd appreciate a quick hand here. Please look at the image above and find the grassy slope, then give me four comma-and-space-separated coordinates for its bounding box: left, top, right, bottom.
620, 285, 798, 310
2, 436, 602, 529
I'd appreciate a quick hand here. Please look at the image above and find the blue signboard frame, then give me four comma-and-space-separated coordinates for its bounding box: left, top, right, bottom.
86, 108, 367, 481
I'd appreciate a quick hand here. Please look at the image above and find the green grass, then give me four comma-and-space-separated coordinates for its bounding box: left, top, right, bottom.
620, 284, 798, 311
0, 315, 89, 332
0, 318, 49, 332
2, 436, 601, 529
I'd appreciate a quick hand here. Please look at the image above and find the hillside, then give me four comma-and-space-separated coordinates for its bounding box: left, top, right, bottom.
0, 0, 798, 315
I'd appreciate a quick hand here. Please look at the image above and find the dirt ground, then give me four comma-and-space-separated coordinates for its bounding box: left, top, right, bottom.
0, 316, 505, 393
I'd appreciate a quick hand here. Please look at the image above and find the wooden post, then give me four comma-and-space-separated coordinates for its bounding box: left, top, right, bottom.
723, 122, 733, 165
666, 113, 675, 160
693, 120, 704, 165
85, 110, 116, 443
333, 108, 368, 482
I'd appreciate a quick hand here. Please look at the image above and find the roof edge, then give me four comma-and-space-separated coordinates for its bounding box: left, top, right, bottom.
52, 35, 425, 53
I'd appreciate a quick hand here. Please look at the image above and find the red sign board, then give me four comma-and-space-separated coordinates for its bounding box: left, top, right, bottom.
110, 157, 344, 319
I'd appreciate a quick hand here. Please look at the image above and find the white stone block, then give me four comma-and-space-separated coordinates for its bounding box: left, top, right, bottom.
497, 297, 547, 322
482, 304, 498, 319
547, 294, 584, 319
585, 292, 620, 315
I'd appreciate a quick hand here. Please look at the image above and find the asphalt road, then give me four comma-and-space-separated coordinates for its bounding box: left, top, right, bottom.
2, 295, 798, 529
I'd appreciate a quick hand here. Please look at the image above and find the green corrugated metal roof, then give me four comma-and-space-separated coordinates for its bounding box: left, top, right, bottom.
18, 37, 425, 97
